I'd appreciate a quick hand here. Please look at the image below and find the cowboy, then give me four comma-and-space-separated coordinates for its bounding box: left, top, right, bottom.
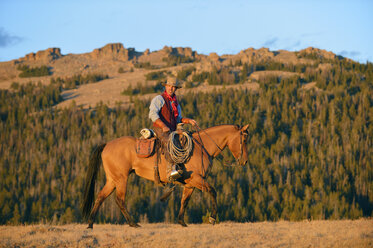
149, 77, 197, 180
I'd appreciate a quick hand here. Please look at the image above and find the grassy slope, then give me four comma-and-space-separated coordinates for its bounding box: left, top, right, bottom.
0, 220, 372, 248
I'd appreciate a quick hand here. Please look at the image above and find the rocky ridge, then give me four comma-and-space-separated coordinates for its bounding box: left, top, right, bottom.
19, 47, 63, 62
0, 43, 348, 108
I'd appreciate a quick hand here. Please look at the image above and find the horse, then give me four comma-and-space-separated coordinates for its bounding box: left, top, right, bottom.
82, 124, 249, 227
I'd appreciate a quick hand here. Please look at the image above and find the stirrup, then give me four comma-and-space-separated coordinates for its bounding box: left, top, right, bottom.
169, 169, 182, 180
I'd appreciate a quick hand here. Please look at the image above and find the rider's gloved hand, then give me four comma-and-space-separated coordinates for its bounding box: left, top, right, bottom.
182, 118, 198, 127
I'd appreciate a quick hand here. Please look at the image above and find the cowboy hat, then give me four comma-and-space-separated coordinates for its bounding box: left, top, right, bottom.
162, 77, 183, 88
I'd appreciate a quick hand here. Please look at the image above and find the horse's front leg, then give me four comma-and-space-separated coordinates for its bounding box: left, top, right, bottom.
178, 186, 195, 227
190, 175, 218, 225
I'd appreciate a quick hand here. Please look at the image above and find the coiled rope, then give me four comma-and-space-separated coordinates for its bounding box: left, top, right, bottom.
167, 131, 193, 164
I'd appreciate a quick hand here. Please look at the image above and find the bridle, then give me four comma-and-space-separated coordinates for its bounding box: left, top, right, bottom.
237, 130, 243, 161
237, 129, 248, 164
194, 126, 247, 166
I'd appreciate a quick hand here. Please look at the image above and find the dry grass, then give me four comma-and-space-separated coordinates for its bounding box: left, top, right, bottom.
1, 219, 372, 248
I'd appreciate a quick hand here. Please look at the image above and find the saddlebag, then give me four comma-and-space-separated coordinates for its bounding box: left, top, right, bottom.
136, 137, 156, 158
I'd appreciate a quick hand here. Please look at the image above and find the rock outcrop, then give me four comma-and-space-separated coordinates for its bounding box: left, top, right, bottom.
237, 47, 275, 63
90, 43, 137, 61
18, 48, 62, 62
208, 52, 220, 62
137, 45, 201, 65
298, 47, 337, 60
162, 46, 200, 59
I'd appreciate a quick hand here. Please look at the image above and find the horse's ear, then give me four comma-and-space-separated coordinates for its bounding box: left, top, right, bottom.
241, 124, 250, 131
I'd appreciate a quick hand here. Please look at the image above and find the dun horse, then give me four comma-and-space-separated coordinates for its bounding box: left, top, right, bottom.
82, 124, 249, 227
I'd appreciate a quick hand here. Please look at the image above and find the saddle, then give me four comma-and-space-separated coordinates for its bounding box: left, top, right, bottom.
134, 127, 192, 186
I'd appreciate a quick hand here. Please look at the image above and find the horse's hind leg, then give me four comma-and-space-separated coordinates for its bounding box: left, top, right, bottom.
178, 186, 194, 227
115, 176, 140, 228
190, 176, 218, 225
88, 181, 115, 228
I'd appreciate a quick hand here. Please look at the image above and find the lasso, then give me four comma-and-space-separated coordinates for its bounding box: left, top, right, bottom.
167, 131, 193, 164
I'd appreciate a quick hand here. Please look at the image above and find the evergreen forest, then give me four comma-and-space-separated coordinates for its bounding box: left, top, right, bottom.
0, 57, 372, 225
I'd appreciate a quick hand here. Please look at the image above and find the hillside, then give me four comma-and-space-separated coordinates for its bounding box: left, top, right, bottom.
0, 43, 372, 226
0, 43, 344, 108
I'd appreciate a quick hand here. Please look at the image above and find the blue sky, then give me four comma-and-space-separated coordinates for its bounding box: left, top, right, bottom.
0, 0, 372, 63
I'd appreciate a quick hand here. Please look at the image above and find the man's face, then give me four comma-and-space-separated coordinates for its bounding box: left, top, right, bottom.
165, 85, 177, 96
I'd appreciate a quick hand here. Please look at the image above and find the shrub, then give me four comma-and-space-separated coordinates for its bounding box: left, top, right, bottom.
177, 66, 195, 80
192, 72, 210, 83
162, 54, 195, 66
121, 82, 163, 96
145, 71, 167, 81
17, 65, 51, 77
10, 82, 19, 90
184, 81, 201, 88
118, 67, 125, 73
134, 62, 158, 69
50, 73, 109, 89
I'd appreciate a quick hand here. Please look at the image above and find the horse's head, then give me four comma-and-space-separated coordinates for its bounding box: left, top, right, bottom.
227, 124, 249, 166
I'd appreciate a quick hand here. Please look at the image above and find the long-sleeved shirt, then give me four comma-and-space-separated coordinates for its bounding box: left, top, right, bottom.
149, 95, 182, 123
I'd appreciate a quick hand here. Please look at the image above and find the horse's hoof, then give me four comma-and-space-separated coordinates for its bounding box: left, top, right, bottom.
178, 219, 188, 227
209, 217, 216, 225
129, 223, 141, 228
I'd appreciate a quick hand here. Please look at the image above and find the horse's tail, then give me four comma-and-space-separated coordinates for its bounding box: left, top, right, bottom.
82, 143, 106, 220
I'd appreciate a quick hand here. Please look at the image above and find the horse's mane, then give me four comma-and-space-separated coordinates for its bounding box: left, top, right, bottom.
199, 124, 240, 133
190, 124, 240, 140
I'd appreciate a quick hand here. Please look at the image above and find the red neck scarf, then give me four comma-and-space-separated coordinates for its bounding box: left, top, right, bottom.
163, 90, 179, 120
